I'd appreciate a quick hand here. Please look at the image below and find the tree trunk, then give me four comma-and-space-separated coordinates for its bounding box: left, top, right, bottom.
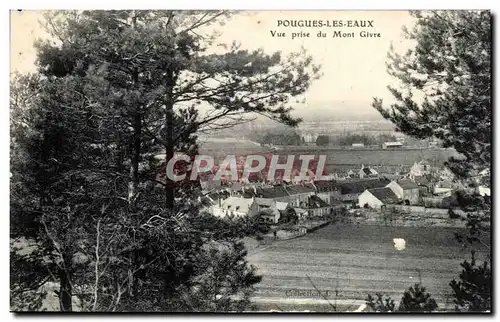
165, 95, 174, 209
127, 11, 141, 203
59, 255, 72, 312
129, 108, 141, 201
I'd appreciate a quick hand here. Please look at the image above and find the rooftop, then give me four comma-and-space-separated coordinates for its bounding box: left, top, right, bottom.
413, 175, 430, 185
254, 197, 274, 207
313, 180, 337, 191
284, 183, 316, 195
338, 178, 391, 195
397, 179, 419, 190
367, 187, 400, 203
308, 195, 330, 209
384, 141, 403, 146
219, 196, 254, 211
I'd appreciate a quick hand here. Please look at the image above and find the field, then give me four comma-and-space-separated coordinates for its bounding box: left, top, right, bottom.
247, 223, 489, 312
198, 138, 268, 160
199, 138, 459, 168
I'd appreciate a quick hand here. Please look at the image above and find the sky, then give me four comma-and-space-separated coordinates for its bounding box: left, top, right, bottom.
10, 10, 416, 118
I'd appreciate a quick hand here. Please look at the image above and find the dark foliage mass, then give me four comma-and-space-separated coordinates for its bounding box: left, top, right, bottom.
10, 10, 320, 312
373, 10, 491, 179
372, 10, 491, 312
449, 251, 491, 312
366, 284, 438, 312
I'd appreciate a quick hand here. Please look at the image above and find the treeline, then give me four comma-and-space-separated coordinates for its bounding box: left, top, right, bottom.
334, 133, 397, 146
256, 128, 302, 146
255, 128, 397, 147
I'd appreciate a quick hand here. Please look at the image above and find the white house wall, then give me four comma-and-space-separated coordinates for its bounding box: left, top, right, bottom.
358, 190, 383, 209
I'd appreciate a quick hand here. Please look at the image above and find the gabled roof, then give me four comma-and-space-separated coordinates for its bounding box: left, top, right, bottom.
360, 166, 378, 175
207, 190, 230, 201
384, 141, 403, 146
254, 197, 274, 207
367, 187, 399, 204
313, 180, 337, 191
259, 207, 280, 218
413, 175, 430, 185
308, 195, 330, 208
254, 186, 289, 199
338, 178, 391, 195
397, 179, 419, 190
285, 183, 316, 195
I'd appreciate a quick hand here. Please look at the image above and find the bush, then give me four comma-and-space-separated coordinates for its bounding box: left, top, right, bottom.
398, 284, 438, 312
366, 284, 438, 313
365, 293, 396, 312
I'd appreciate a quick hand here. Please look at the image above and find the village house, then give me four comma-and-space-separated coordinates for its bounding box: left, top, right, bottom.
307, 195, 333, 217
220, 180, 347, 221
241, 183, 316, 209
335, 178, 391, 203
312, 180, 340, 205
382, 141, 403, 149
276, 201, 294, 222
433, 186, 454, 198
254, 197, 276, 213
358, 187, 400, 209
212, 196, 258, 218
413, 175, 431, 189
256, 206, 281, 224
205, 189, 230, 204
386, 179, 420, 205
410, 160, 432, 178
283, 183, 317, 207
358, 165, 379, 179
346, 169, 356, 178
243, 185, 287, 199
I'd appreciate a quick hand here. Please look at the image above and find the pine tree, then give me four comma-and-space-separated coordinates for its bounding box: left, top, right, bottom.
365, 293, 396, 312
11, 10, 322, 312
398, 284, 438, 312
449, 251, 491, 312
39, 10, 321, 209
366, 284, 438, 313
372, 10, 491, 179
372, 11, 491, 312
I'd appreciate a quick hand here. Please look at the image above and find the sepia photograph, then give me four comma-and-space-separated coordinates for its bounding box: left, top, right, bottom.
9, 8, 491, 313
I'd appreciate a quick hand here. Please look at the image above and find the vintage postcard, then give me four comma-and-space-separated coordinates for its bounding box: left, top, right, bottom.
9, 10, 491, 313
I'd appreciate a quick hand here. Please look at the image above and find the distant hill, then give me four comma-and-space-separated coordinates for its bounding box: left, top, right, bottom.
290, 100, 386, 122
